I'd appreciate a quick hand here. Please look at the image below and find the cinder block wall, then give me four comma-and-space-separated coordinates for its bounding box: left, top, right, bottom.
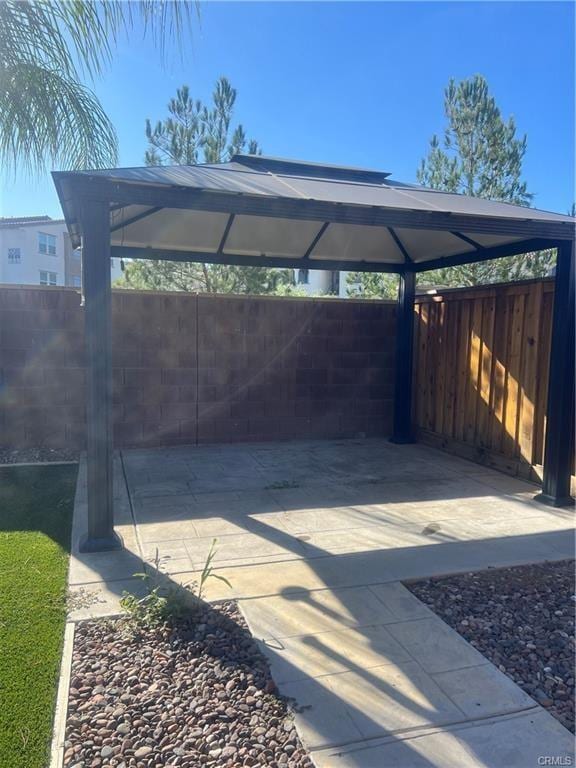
0, 286, 396, 449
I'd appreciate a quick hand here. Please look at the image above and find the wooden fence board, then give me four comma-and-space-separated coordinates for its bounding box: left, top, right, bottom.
454, 300, 471, 442
416, 303, 429, 429
490, 292, 510, 455
443, 301, 459, 438
518, 282, 543, 465
534, 288, 554, 466
425, 301, 438, 432
504, 293, 525, 457
465, 298, 484, 445
477, 296, 495, 448
435, 302, 447, 436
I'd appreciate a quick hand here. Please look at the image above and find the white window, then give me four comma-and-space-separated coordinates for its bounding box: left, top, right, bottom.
38, 232, 57, 255
72, 275, 81, 288
8, 247, 21, 263
39, 270, 57, 286
297, 268, 310, 285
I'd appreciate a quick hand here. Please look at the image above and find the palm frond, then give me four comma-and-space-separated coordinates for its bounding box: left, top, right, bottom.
0, 1, 197, 78
0, 62, 118, 174
0, 0, 198, 174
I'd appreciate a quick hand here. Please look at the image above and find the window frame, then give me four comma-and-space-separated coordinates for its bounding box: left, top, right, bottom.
38, 232, 57, 256
39, 270, 57, 286
297, 268, 310, 285
7, 247, 21, 264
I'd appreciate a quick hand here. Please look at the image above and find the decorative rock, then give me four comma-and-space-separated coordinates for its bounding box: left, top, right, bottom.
64, 601, 313, 767
134, 745, 153, 758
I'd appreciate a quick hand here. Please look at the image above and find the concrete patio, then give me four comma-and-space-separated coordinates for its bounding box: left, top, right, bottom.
68, 438, 575, 767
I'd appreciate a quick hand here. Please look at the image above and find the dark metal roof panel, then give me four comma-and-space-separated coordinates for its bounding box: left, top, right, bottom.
60, 160, 574, 225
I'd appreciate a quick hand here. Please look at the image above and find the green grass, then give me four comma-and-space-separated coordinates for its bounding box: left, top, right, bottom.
0, 464, 77, 768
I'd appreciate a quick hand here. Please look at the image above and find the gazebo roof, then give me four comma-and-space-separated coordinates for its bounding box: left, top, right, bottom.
53, 154, 574, 273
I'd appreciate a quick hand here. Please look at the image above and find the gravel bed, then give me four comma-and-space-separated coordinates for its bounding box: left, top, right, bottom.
408, 560, 575, 733
0, 446, 78, 464
64, 601, 312, 768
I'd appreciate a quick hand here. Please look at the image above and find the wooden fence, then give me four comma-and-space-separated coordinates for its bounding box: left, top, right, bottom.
414, 278, 559, 481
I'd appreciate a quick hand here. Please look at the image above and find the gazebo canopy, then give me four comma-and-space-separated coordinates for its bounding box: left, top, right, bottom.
51, 154, 575, 552
53, 154, 574, 274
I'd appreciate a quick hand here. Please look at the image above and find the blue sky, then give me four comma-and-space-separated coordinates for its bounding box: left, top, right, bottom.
2, 1, 574, 218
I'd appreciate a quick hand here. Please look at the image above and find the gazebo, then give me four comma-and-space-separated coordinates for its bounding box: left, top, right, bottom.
52, 155, 575, 552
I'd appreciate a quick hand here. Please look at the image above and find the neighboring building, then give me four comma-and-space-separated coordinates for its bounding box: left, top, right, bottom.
294, 268, 341, 296
0, 215, 122, 288
293, 268, 361, 298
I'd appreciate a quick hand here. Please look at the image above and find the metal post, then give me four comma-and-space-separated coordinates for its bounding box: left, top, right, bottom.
79, 199, 122, 551
390, 270, 416, 443
536, 240, 575, 507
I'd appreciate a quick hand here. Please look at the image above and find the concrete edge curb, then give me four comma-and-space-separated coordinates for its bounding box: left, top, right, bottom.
49, 621, 75, 768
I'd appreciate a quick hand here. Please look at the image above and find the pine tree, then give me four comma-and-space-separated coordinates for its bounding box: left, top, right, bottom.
416, 74, 554, 286
119, 79, 292, 296
118, 259, 292, 295
346, 75, 555, 297
144, 78, 261, 166
144, 86, 203, 166
418, 75, 532, 204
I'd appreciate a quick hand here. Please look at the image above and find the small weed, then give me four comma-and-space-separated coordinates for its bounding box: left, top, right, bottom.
184, 538, 232, 603
120, 549, 170, 628
121, 540, 232, 629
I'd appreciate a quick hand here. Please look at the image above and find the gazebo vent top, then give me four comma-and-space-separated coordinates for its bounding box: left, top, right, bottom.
53, 154, 574, 273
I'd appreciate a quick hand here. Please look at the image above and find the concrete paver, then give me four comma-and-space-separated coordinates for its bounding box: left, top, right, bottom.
385, 618, 488, 674
259, 624, 411, 684
430, 664, 536, 718
368, 582, 436, 621
242, 586, 390, 640
282, 661, 464, 749
311, 710, 574, 768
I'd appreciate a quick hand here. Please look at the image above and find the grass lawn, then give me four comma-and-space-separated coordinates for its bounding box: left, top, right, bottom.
0, 464, 77, 768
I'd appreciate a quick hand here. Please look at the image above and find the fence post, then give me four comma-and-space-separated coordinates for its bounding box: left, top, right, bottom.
536, 241, 575, 507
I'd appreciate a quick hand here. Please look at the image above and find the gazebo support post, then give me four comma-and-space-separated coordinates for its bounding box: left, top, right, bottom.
79, 199, 122, 552
390, 269, 416, 444
536, 240, 575, 507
